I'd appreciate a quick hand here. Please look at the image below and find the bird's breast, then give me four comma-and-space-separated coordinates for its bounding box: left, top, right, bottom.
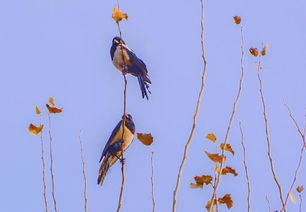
113, 45, 130, 72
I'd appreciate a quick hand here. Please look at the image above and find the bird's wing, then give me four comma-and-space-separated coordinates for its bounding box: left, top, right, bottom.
122, 44, 148, 74
99, 120, 122, 162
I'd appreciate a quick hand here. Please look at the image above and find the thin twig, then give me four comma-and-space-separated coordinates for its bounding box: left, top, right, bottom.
40, 127, 49, 212
239, 122, 251, 212
256, 56, 286, 211
283, 105, 306, 210
78, 131, 88, 212
172, 0, 208, 211
48, 113, 58, 212
299, 194, 303, 212
151, 152, 156, 212
208, 20, 245, 212
265, 196, 271, 212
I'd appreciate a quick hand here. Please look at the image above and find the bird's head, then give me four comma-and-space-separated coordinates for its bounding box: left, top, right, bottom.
112, 37, 125, 45
122, 113, 133, 121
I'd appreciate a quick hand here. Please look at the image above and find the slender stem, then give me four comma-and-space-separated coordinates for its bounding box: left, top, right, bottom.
40, 128, 49, 212
48, 113, 58, 212
78, 131, 88, 212
283, 106, 305, 209
265, 196, 271, 212
151, 152, 156, 212
299, 194, 303, 212
208, 21, 245, 212
239, 122, 251, 212
256, 57, 286, 211
172, 0, 208, 211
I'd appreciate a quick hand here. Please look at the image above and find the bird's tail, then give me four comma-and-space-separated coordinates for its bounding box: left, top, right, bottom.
138, 74, 151, 100
98, 156, 110, 186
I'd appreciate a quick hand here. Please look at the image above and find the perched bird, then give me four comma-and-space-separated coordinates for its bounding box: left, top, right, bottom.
110, 37, 151, 99
98, 114, 135, 185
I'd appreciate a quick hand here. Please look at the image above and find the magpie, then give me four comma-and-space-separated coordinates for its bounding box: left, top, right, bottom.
98, 114, 135, 185
110, 37, 151, 100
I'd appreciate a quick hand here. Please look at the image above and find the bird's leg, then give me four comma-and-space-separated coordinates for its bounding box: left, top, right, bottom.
109, 139, 125, 163
121, 64, 128, 75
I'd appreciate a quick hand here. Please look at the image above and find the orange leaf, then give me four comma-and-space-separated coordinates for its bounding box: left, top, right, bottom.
49, 97, 55, 107
28, 124, 44, 136
205, 151, 226, 163
289, 192, 297, 204
137, 133, 153, 146
35, 106, 41, 115
112, 7, 128, 23
249, 48, 259, 57
205, 199, 217, 210
215, 166, 238, 176
218, 194, 233, 209
46, 104, 62, 114
233, 16, 241, 25
261, 45, 268, 56
190, 175, 212, 189
206, 133, 217, 143
220, 143, 235, 155
297, 185, 304, 193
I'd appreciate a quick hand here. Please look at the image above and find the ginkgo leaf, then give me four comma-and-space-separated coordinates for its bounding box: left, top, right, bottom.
112, 7, 128, 23
215, 166, 238, 176
249, 48, 259, 57
261, 45, 268, 56
218, 194, 233, 209
46, 104, 62, 114
233, 16, 241, 25
205, 200, 217, 211
35, 106, 41, 115
220, 143, 235, 155
206, 133, 217, 143
49, 97, 55, 107
137, 133, 153, 146
289, 192, 297, 204
205, 151, 226, 163
28, 124, 44, 136
296, 185, 304, 193
190, 175, 212, 189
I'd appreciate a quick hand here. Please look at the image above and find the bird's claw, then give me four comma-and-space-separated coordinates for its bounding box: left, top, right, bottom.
120, 157, 125, 165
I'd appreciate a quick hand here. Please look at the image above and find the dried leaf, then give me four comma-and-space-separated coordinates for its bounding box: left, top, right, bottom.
233, 16, 241, 25
35, 106, 41, 115
112, 7, 128, 23
190, 175, 212, 189
289, 192, 297, 204
206, 133, 217, 143
249, 48, 259, 57
28, 124, 44, 136
296, 185, 304, 193
220, 143, 235, 155
215, 166, 238, 176
261, 45, 268, 56
49, 97, 55, 107
46, 104, 62, 114
137, 133, 153, 146
205, 151, 226, 163
205, 199, 217, 211
218, 194, 233, 209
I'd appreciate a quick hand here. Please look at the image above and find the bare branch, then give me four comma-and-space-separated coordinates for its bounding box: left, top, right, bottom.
172, 0, 208, 211
265, 196, 271, 212
151, 152, 156, 212
78, 131, 88, 212
40, 127, 49, 212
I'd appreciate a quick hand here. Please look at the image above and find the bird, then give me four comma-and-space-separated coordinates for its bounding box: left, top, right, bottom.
110, 36, 151, 100
98, 114, 135, 185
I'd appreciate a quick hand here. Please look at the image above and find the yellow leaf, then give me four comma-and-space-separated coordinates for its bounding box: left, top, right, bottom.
289, 192, 297, 204
233, 16, 241, 25
215, 166, 238, 176
205, 151, 226, 163
205, 200, 217, 211
137, 133, 153, 146
28, 124, 44, 136
46, 104, 62, 114
249, 48, 259, 57
35, 106, 41, 115
112, 7, 128, 23
261, 45, 268, 56
49, 97, 55, 107
296, 185, 304, 193
206, 133, 217, 143
190, 175, 212, 189
220, 143, 235, 155
218, 194, 233, 209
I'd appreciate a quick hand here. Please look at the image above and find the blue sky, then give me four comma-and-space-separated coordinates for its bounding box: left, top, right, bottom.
0, 0, 306, 211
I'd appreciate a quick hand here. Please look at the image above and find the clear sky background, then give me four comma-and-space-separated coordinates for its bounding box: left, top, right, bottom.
0, 0, 306, 211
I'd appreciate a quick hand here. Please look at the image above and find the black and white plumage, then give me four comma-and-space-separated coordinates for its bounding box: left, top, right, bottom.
110, 37, 151, 100
98, 114, 135, 185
